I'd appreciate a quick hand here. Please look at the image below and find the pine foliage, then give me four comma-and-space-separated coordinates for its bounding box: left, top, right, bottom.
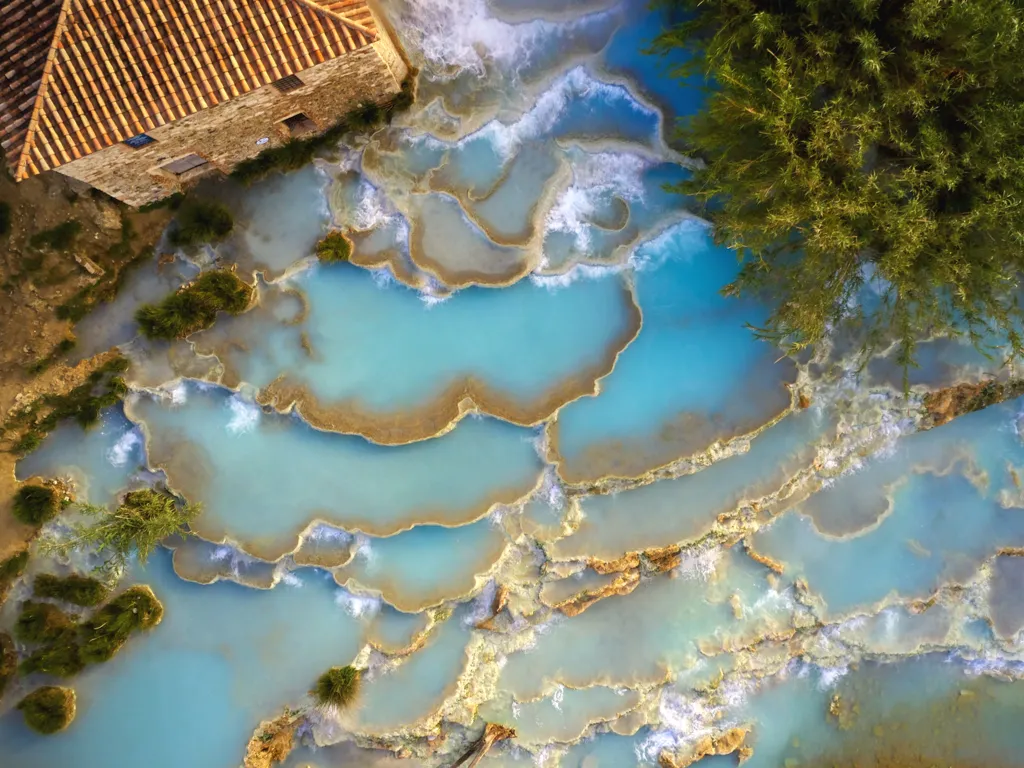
44, 489, 199, 574
653, 0, 1024, 372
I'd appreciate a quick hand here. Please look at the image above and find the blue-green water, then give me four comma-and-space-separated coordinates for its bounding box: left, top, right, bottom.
5, 0, 1024, 766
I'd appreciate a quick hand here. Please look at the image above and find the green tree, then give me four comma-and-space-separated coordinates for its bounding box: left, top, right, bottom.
43, 489, 199, 574
653, 0, 1024, 378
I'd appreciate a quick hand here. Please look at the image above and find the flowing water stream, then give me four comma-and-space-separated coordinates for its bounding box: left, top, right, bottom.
4, 0, 1024, 766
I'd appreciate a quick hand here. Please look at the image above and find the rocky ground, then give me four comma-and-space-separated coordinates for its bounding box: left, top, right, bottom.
0, 169, 172, 561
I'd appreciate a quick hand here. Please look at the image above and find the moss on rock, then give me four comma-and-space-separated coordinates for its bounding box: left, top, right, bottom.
315, 231, 352, 263
15, 601, 77, 645
80, 585, 164, 664
34, 573, 110, 607
18, 686, 77, 734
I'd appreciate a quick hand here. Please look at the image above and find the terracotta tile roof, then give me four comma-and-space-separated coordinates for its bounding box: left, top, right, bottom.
0, 0, 378, 180
0, 0, 65, 168
313, 0, 377, 34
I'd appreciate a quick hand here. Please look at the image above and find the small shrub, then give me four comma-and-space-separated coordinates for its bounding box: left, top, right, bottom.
0, 632, 15, 699
34, 573, 109, 607
0, 201, 10, 237
12, 485, 59, 526
29, 220, 82, 251
80, 585, 163, 663
311, 665, 360, 710
4, 356, 130, 458
168, 200, 234, 247
15, 601, 77, 645
315, 231, 352, 263
18, 686, 77, 734
348, 101, 385, 130
135, 270, 252, 340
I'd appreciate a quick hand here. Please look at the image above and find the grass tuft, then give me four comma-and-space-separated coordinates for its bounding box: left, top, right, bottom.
168, 200, 233, 248
135, 270, 252, 340
18, 686, 77, 735
12, 485, 59, 526
315, 231, 352, 263
311, 665, 360, 710
34, 573, 109, 607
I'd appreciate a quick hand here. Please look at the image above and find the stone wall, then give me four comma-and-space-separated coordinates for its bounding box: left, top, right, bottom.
369, 3, 411, 84
56, 38, 404, 206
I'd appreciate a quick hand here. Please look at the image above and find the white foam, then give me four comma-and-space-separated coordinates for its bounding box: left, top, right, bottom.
675, 546, 721, 581
817, 664, 850, 690
419, 290, 451, 308
352, 179, 400, 232
335, 588, 382, 619
106, 429, 141, 467
545, 149, 654, 250
305, 523, 353, 545
627, 218, 709, 273
226, 395, 260, 434
395, 0, 615, 80
461, 66, 657, 161
168, 381, 189, 405
529, 261, 622, 290
551, 684, 564, 711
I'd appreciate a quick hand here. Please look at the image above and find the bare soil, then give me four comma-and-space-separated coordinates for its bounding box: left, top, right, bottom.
0, 170, 172, 561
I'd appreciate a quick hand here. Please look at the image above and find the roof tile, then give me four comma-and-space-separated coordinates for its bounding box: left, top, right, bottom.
1, 0, 378, 179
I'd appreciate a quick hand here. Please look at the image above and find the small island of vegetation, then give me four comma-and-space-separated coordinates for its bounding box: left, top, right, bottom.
312, 665, 360, 712
135, 270, 252, 340
655, 0, 1024, 377
17, 585, 164, 678
12, 484, 59, 526
34, 573, 110, 607
315, 231, 352, 263
17, 686, 77, 735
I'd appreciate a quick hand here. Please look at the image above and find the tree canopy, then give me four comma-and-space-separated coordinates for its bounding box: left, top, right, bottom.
653, 0, 1024, 375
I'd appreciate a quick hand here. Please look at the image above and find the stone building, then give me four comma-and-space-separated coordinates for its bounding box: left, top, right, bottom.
0, 0, 407, 205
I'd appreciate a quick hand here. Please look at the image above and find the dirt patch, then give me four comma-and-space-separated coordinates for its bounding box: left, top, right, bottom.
0, 170, 172, 562
922, 378, 1024, 428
